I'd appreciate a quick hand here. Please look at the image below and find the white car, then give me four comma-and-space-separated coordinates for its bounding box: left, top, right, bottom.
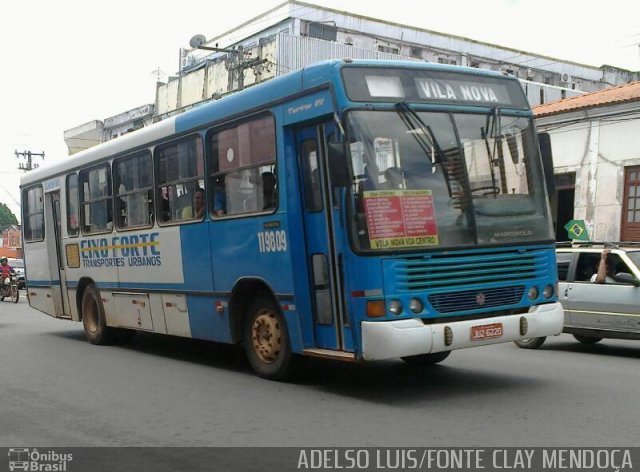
515, 243, 640, 348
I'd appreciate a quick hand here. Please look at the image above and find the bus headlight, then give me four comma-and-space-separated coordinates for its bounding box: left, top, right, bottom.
543, 284, 554, 299
409, 298, 423, 314
527, 286, 539, 300
388, 300, 403, 316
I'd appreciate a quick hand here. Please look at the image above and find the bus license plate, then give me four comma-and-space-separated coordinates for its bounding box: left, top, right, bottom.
470, 323, 503, 341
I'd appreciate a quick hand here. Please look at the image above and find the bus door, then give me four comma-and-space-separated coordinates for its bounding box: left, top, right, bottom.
295, 123, 350, 352
47, 191, 71, 317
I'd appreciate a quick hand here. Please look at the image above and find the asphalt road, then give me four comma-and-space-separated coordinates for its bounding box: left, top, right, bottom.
1, 295, 638, 449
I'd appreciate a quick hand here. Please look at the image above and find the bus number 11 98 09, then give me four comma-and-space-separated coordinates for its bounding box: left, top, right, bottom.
257, 230, 288, 253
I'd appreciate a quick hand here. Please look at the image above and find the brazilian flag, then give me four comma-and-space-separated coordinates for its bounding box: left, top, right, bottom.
564, 219, 589, 241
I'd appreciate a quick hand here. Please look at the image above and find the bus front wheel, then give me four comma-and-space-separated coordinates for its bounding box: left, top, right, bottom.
513, 336, 546, 349
401, 351, 451, 366
244, 297, 293, 380
82, 284, 117, 345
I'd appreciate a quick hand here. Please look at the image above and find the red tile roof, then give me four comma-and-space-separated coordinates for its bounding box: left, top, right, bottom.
534, 81, 640, 117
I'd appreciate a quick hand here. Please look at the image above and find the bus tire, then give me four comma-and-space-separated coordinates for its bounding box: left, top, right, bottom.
573, 334, 602, 345
244, 297, 293, 380
81, 284, 117, 345
513, 336, 546, 349
401, 350, 451, 365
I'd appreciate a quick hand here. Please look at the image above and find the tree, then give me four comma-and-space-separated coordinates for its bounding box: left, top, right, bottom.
0, 202, 18, 227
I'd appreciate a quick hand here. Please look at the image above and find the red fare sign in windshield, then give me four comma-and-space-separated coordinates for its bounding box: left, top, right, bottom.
363, 190, 438, 249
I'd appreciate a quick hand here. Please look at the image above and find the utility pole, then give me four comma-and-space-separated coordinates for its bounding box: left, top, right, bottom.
15, 150, 45, 172
189, 37, 267, 93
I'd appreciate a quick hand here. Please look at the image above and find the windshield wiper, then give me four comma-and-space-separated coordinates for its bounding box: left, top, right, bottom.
394, 101, 453, 196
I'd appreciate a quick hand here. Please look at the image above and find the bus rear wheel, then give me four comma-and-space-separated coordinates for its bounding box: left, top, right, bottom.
401, 351, 451, 366
82, 284, 118, 345
244, 297, 293, 380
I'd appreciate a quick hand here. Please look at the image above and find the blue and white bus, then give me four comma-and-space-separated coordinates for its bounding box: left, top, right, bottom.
21, 60, 563, 379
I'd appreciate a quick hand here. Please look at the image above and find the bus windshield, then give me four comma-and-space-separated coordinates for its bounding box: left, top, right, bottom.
347, 108, 553, 252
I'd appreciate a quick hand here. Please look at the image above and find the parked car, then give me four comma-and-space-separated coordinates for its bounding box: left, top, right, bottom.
7, 258, 25, 290
515, 242, 640, 348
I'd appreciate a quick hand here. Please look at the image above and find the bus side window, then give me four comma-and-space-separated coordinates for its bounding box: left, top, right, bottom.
114, 151, 154, 229
79, 164, 113, 234
300, 139, 322, 212
66, 173, 80, 237
23, 185, 45, 241
155, 135, 205, 223
208, 114, 276, 217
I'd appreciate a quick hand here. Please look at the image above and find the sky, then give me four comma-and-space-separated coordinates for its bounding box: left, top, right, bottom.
1, 0, 639, 221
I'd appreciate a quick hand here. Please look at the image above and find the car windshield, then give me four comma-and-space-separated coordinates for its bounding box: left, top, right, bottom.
346, 108, 553, 252
624, 251, 640, 269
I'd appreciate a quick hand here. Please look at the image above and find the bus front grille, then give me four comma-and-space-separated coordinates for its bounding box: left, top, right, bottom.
393, 247, 550, 292
428, 286, 525, 313
386, 246, 554, 315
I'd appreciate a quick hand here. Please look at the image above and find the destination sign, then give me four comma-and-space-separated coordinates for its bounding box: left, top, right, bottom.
414, 78, 510, 104
342, 67, 528, 108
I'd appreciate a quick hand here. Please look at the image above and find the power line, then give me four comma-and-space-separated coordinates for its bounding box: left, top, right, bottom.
0, 183, 20, 207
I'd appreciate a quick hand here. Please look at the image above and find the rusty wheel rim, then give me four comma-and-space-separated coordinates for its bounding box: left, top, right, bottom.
251, 308, 282, 364
84, 297, 99, 334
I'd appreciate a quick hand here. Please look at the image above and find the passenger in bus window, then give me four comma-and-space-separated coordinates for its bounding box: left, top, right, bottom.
68, 202, 78, 228
182, 188, 205, 219
362, 161, 379, 191
383, 167, 405, 189
262, 171, 277, 210
160, 188, 171, 222
213, 178, 226, 216
91, 201, 108, 231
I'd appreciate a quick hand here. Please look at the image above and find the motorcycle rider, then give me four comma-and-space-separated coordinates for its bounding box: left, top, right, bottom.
1, 257, 15, 282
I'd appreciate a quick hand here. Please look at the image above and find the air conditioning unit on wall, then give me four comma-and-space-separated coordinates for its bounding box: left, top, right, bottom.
561, 73, 572, 83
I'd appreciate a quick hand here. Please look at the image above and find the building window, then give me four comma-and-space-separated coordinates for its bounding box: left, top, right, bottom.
80, 164, 113, 234
470, 61, 481, 68
156, 135, 205, 224
23, 185, 44, 242
410, 47, 422, 59
378, 45, 400, 55
208, 114, 276, 217
622, 166, 640, 240
437, 57, 457, 65
308, 22, 337, 42
66, 174, 79, 237
114, 151, 154, 229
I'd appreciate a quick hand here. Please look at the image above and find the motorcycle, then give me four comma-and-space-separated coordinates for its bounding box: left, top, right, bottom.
0, 273, 19, 303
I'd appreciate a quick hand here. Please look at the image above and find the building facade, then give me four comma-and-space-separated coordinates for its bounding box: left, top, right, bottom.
155, 0, 638, 119
0, 225, 22, 259
64, 104, 155, 155
534, 82, 640, 241
65, 1, 638, 154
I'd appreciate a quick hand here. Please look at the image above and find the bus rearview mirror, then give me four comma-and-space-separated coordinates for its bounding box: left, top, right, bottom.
538, 132, 556, 197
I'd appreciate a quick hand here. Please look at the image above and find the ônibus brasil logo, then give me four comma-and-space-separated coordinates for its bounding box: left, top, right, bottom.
8, 448, 73, 472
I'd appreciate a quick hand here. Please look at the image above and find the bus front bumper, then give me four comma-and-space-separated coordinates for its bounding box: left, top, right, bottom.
361, 301, 564, 361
